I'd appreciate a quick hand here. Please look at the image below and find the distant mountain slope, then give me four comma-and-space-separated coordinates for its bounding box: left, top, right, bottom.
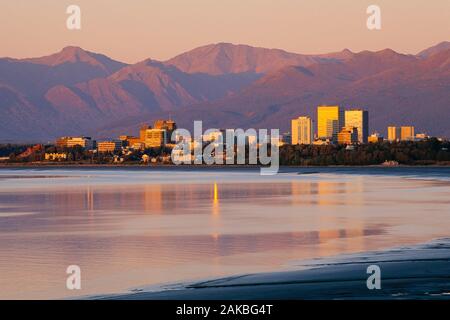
96, 47, 450, 139
24, 46, 126, 72
0, 42, 449, 141
164, 43, 335, 75
0, 47, 126, 96
42, 59, 261, 137
417, 41, 450, 58
0, 47, 129, 141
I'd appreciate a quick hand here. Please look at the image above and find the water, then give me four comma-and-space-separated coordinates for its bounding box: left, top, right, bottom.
0, 167, 449, 299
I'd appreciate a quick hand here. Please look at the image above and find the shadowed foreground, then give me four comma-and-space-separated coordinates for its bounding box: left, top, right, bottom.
97, 239, 450, 300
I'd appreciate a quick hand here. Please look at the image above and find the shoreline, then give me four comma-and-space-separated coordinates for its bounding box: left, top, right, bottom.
93, 239, 450, 300
1, 163, 450, 169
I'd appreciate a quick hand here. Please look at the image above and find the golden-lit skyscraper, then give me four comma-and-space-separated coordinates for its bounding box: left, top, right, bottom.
140, 124, 151, 142
388, 126, 401, 141
345, 109, 369, 143
317, 106, 344, 141
144, 129, 167, 148
154, 120, 177, 143
139, 120, 176, 146
400, 126, 415, 141
388, 126, 415, 141
291, 116, 313, 145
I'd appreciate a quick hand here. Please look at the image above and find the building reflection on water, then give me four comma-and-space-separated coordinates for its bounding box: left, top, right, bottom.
0, 179, 375, 247
212, 182, 220, 216
2, 172, 447, 299
86, 185, 94, 212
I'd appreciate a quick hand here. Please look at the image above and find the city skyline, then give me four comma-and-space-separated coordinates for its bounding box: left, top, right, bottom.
317, 106, 344, 141
291, 117, 313, 145
53, 104, 427, 151
290, 106, 424, 146
1, 40, 449, 142
4, 110, 444, 168
1, 1, 450, 304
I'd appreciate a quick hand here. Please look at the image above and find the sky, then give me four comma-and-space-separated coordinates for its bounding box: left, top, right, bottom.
1, 0, 449, 63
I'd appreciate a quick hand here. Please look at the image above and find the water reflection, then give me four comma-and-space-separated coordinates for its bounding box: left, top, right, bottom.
0, 171, 449, 299
212, 182, 220, 216
86, 186, 94, 212
2, 180, 361, 222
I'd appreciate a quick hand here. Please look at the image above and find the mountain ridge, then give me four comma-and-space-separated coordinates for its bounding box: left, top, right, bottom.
0, 42, 449, 141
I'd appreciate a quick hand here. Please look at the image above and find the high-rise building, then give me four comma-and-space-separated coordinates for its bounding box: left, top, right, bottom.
345, 109, 369, 143
144, 129, 167, 148
154, 120, 177, 143
317, 106, 344, 141
337, 126, 358, 145
387, 126, 401, 141
291, 116, 313, 145
388, 126, 415, 141
401, 126, 415, 141
281, 132, 292, 145
140, 124, 151, 142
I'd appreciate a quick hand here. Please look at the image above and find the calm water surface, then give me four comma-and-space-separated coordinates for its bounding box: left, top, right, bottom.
0, 167, 449, 299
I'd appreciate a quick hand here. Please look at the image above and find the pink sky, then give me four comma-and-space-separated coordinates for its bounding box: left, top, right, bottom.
1, 0, 449, 63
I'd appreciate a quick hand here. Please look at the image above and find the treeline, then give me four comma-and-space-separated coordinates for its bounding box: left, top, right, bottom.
0, 144, 33, 158
2, 139, 450, 166
2, 144, 173, 164
280, 139, 450, 166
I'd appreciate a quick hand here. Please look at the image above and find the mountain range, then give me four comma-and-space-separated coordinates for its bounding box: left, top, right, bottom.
1, 41, 449, 142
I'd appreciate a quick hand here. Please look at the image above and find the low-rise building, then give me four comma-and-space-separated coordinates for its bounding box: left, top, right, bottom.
312, 138, 332, 145
368, 133, 383, 143
337, 126, 358, 145
119, 135, 141, 147
98, 140, 122, 153
113, 155, 124, 163
130, 142, 146, 150
415, 133, 429, 141
56, 136, 94, 149
142, 154, 150, 164
45, 153, 67, 161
